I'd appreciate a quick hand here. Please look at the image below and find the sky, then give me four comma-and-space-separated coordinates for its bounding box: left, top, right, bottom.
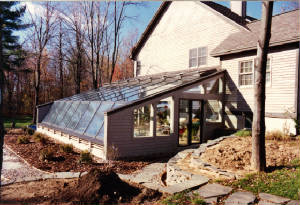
18, 1, 298, 44
122, 1, 298, 39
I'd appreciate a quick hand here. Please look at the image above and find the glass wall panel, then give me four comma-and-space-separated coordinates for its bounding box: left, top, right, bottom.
184, 85, 205, 94
134, 105, 152, 137
48, 102, 64, 124
191, 101, 201, 143
95, 123, 104, 141
179, 100, 189, 146
206, 100, 222, 122
66, 102, 89, 129
53, 102, 70, 125
156, 99, 171, 136
84, 102, 114, 137
60, 101, 80, 128
74, 101, 101, 134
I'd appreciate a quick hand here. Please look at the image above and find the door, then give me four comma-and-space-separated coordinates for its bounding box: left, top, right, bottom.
179, 99, 203, 146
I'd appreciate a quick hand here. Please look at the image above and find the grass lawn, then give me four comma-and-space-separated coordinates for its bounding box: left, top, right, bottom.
3, 116, 32, 128
221, 159, 300, 200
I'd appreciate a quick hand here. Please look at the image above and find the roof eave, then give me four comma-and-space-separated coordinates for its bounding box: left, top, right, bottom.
211, 37, 300, 57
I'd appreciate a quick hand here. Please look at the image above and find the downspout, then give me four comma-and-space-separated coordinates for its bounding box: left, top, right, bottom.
296, 47, 300, 135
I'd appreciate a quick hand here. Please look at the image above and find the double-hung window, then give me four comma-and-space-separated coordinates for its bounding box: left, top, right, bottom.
239, 61, 253, 86
189, 47, 207, 68
239, 58, 271, 87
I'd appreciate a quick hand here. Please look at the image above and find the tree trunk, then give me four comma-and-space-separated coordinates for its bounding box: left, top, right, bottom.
59, 22, 64, 99
33, 55, 41, 124
0, 27, 5, 187
251, 1, 273, 172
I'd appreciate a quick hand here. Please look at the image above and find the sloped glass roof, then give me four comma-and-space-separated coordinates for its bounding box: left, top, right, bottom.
40, 101, 127, 144
39, 67, 220, 145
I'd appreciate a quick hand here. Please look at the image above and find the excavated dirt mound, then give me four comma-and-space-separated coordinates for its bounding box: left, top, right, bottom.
200, 137, 300, 176
52, 168, 161, 204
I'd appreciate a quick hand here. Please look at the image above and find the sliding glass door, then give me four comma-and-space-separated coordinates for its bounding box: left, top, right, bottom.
179, 99, 203, 146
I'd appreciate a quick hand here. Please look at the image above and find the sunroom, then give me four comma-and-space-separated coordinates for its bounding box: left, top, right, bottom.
36, 67, 226, 159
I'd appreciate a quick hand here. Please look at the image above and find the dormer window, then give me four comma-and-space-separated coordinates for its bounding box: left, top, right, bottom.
189, 47, 207, 68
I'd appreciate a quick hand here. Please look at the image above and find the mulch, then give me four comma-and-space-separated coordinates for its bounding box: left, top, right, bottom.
4, 129, 150, 174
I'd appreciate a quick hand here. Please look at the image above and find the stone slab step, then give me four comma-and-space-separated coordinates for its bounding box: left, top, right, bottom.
225, 191, 256, 205
259, 193, 290, 204
160, 175, 208, 194
196, 183, 233, 198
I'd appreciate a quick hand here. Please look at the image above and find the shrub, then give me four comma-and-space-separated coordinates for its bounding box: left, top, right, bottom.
265, 130, 290, 141
79, 150, 92, 164
39, 147, 54, 161
294, 119, 300, 134
33, 133, 47, 144
17, 136, 30, 144
60, 144, 73, 153
235, 129, 252, 137
25, 127, 35, 136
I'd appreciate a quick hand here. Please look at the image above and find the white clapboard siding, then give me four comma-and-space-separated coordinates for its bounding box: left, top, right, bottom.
222, 47, 298, 114
137, 1, 241, 76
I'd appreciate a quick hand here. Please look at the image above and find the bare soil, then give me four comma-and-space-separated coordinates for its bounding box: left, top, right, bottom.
200, 136, 300, 176
4, 129, 150, 174
0, 169, 162, 205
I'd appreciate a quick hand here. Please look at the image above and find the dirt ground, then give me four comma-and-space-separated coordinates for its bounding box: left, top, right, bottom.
4, 129, 150, 174
0, 169, 162, 205
200, 136, 300, 176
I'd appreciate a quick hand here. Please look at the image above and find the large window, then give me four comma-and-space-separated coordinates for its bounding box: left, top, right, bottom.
239, 59, 271, 86
134, 105, 152, 137
206, 100, 222, 122
156, 100, 171, 136
189, 47, 207, 68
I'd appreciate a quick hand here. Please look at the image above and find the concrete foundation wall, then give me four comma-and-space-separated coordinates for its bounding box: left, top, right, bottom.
37, 126, 105, 159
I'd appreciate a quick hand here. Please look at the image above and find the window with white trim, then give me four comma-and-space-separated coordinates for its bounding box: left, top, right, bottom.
239, 59, 271, 86
239, 60, 253, 86
189, 47, 207, 68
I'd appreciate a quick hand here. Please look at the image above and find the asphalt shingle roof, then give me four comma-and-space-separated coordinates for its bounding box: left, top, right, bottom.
211, 9, 300, 56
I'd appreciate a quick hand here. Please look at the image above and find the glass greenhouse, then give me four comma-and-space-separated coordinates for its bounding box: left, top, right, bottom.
37, 67, 226, 159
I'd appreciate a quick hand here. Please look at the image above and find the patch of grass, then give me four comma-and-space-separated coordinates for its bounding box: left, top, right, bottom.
79, 150, 92, 164
17, 135, 30, 144
4, 116, 32, 128
161, 191, 206, 205
59, 144, 73, 153
33, 133, 47, 144
223, 158, 300, 200
265, 130, 291, 141
234, 129, 252, 137
39, 147, 54, 161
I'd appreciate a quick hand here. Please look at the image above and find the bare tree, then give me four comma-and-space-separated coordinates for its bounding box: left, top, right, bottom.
57, 17, 64, 98
28, 2, 57, 123
251, 1, 274, 172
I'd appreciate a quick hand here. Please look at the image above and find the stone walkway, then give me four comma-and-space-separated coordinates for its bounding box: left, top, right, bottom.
1, 146, 87, 185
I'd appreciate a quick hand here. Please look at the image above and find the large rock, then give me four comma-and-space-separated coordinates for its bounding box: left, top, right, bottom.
160, 175, 208, 194
259, 193, 290, 204
287, 200, 300, 205
225, 191, 256, 205
196, 183, 232, 198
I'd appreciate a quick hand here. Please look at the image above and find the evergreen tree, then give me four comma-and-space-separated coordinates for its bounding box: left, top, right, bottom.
0, 2, 27, 186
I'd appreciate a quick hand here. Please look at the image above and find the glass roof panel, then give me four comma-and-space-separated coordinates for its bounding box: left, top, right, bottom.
60, 101, 80, 128
67, 101, 90, 130
74, 101, 101, 134
48, 101, 64, 124
83, 101, 117, 137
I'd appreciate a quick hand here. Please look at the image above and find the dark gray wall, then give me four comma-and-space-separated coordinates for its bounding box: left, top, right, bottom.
37, 103, 53, 123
